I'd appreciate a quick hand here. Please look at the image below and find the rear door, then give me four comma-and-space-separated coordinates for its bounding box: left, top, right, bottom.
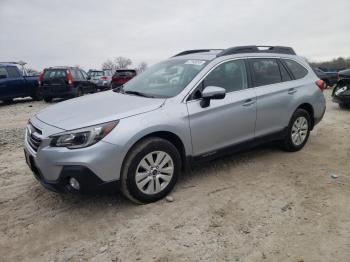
249, 58, 294, 137
42, 69, 68, 93
187, 59, 257, 156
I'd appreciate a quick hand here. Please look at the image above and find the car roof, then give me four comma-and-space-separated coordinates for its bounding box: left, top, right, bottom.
45, 66, 79, 70
170, 45, 298, 61
0, 63, 19, 67
171, 51, 298, 61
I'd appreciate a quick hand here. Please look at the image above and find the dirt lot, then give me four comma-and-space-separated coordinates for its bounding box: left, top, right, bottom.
0, 89, 349, 262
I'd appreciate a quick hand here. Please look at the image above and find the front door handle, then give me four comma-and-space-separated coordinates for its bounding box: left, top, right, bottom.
243, 99, 255, 107
288, 88, 297, 94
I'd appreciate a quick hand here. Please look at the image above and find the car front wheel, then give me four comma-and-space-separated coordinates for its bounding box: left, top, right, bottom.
282, 109, 311, 152
121, 137, 181, 204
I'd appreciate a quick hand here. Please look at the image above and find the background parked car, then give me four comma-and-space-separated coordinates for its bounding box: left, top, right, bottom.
40, 67, 96, 102
87, 69, 113, 90
332, 69, 350, 108
313, 67, 338, 88
111, 69, 137, 89
0, 62, 42, 103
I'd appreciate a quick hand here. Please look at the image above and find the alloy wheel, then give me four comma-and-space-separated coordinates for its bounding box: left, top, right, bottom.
135, 151, 174, 195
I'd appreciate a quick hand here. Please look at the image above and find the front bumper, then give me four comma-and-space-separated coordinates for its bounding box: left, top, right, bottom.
25, 152, 118, 193
24, 118, 125, 193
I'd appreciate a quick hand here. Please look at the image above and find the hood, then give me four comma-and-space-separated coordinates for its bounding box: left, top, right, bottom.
36, 91, 165, 130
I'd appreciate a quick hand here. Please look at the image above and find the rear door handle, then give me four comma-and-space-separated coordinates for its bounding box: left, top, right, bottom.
243, 99, 255, 106
288, 88, 297, 94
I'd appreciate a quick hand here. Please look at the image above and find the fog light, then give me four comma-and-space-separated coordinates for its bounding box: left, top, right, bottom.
69, 177, 80, 190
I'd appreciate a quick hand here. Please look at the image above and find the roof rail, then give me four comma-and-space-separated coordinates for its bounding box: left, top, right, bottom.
216, 45, 296, 57
173, 49, 222, 57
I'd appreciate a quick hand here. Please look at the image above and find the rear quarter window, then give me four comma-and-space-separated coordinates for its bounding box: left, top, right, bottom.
284, 59, 308, 79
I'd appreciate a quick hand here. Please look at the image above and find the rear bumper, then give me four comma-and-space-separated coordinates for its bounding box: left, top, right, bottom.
43, 88, 76, 98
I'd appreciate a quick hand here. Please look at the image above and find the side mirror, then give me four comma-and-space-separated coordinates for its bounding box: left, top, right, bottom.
200, 86, 226, 108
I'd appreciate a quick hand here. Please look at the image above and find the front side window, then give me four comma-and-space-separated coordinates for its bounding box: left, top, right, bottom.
122, 59, 209, 98
203, 60, 247, 92
251, 59, 281, 87
284, 59, 308, 79
6, 66, 21, 78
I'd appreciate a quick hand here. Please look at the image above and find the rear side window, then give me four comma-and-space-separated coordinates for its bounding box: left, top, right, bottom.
0, 67, 8, 79
279, 61, 292, 82
43, 69, 67, 80
284, 59, 308, 79
6, 66, 21, 78
250, 59, 281, 86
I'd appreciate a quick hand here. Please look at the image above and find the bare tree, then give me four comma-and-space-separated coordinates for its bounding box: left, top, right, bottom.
114, 56, 132, 69
137, 62, 148, 73
26, 68, 39, 76
101, 57, 133, 71
101, 59, 117, 71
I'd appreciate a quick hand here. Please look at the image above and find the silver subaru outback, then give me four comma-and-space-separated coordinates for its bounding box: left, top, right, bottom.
24, 46, 326, 204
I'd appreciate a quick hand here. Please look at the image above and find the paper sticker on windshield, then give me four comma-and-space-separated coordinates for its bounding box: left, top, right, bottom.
185, 60, 206, 66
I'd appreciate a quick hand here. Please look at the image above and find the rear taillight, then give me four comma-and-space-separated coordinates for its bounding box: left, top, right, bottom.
66, 70, 73, 85
315, 79, 325, 92
100, 76, 108, 81
38, 72, 43, 86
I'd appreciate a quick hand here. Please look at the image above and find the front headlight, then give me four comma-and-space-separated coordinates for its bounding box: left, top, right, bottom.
50, 120, 118, 149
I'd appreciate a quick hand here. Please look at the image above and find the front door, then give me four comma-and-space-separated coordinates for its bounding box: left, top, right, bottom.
186, 59, 257, 156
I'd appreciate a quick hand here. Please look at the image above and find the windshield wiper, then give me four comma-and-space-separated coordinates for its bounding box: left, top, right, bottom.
123, 90, 155, 98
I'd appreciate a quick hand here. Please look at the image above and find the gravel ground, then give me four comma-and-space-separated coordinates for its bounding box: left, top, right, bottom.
0, 90, 349, 262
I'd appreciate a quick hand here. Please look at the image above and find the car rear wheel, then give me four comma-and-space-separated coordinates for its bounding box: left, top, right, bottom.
339, 103, 349, 109
31, 87, 43, 101
43, 96, 52, 103
76, 88, 83, 97
2, 99, 13, 104
121, 137, 181, 204
281, 109, 311, 152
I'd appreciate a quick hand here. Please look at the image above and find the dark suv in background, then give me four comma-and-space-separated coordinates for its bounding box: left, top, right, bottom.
40, 67, 96, 102
111, 69, 137, 89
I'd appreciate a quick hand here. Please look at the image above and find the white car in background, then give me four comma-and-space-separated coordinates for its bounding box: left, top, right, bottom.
88, 69, 113, 90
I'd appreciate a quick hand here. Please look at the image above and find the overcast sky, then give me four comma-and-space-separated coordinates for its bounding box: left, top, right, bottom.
1, 0, 349, 71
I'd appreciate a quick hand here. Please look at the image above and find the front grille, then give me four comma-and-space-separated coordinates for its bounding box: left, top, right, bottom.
27, 123, 42, 152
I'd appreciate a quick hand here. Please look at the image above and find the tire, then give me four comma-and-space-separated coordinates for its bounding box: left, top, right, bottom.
121, 137, 181, 204
76, 88, 83, 97
281, 109, 311, 152
324, 80, 330, 89
31, 86, 43, 101
2, 99, 13, 104
339, 103, 349, 109
43, 96, 52, 103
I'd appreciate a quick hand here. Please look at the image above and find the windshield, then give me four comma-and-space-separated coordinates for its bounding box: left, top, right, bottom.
89, 71, 104, 77
115, 70, 136, 77
122, 59, 209, 98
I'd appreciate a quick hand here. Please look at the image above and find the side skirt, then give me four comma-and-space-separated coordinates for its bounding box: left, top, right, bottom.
188, 128, 288, 167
